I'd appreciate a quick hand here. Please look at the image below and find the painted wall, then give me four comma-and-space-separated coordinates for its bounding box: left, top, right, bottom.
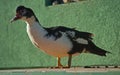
0, 0, 120, 68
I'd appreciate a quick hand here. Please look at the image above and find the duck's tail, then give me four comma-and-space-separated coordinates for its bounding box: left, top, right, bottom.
86, 41, 111, 56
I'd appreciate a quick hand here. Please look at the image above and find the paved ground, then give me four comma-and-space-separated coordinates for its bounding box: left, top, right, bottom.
0, 67, 120, 73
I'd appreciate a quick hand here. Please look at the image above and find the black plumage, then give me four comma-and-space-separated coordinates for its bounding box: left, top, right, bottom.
44, 26, 110, 56
45, 26, 93, 40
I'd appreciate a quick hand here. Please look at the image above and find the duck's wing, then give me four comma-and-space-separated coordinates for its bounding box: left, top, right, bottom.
45, 26, 93, 41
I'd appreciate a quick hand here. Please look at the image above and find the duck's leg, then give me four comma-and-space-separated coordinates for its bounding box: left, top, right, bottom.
67, 54, 72, 68
51, 55, 72, 68
50, 57, 63, 68
57, 57, 63, 67
57, 55, 72, 68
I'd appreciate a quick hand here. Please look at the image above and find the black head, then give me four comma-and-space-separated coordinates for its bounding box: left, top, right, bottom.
11, 6, 35, 22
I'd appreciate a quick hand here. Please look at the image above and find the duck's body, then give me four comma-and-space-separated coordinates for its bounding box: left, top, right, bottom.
11, 6, 111, 68
26, 21, 72, 57
26, 17, 93, 57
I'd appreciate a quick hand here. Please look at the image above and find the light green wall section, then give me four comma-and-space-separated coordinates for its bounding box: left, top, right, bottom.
0, 0, 120, 68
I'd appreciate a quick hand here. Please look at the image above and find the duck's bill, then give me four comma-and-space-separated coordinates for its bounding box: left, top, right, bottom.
10, 16, 20, 23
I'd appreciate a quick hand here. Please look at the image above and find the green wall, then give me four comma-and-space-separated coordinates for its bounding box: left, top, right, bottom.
0, 0, 120, 68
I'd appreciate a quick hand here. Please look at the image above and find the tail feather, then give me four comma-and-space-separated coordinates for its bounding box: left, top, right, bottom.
86, 41, 111, 56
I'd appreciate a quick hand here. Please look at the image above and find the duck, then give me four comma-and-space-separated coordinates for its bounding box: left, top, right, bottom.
11, 6, 111, 68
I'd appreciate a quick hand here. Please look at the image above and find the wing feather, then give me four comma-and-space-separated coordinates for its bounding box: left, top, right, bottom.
45, 26, 93, 41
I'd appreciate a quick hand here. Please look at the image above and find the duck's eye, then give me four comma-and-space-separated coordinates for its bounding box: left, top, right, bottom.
20, 10, 24, 13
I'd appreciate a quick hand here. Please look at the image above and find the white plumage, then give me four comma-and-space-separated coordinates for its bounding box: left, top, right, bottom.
27, 20, 73, 57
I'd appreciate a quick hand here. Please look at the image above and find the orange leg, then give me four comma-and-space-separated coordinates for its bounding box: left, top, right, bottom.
57, 54, 72, 68
51, 55, 72, 68
57, 57, 63, 67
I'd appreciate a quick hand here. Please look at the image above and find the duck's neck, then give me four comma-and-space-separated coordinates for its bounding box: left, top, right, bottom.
25, 16, 48, 35
25, 16, 40, 26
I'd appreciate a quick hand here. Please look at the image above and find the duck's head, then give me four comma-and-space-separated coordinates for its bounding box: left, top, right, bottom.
11, 6, 36, 23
